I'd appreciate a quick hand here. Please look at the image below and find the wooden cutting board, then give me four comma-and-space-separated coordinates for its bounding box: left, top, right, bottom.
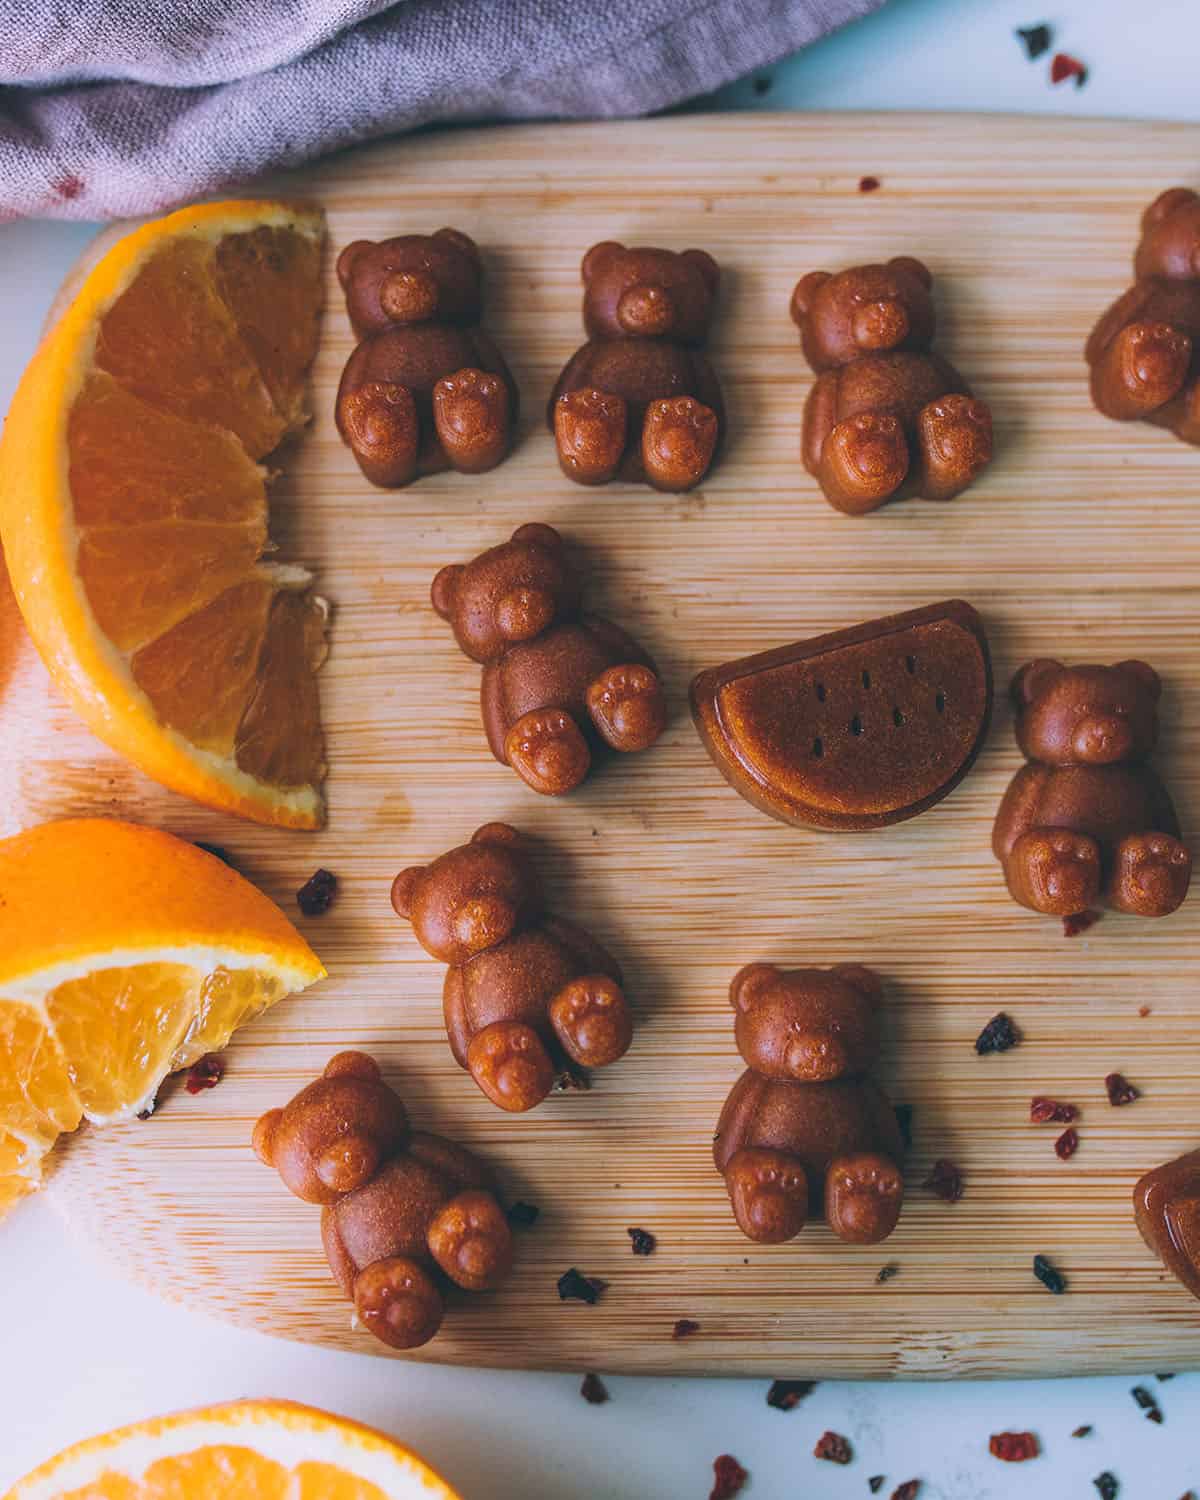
13, 114, 1200, 1378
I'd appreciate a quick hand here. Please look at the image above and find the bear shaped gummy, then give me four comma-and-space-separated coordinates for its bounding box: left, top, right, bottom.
1134, 1149, 1200, 1302
1087, 188, 1200, 443
714, 963, 904, 1245
335, 228, 517, 486
431, 522, 667, 796
993, 658, 1192, 919
392, 822, 633, 1112
549, 241, 725, 490
253, 1051, 514, 1349
790, 257, 993, 514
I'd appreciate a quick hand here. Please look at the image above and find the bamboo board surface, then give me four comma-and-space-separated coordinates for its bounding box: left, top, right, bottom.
13, 114, 1200, 1378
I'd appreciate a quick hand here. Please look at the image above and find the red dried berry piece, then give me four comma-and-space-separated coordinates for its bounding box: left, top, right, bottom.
868, 1480, 885, 1495
1105, 1072, 1139, 1106
1055, 1127, 1079, 1160
989, 1431, 1040, 1461
1138, 1004, 1152, 1018
859, 176, 881, 193
1072, 1425, 1093, 1438
1050, 51, 1088, 87
673, 1318, 700, 1340
580, 1372, 609, 1405
923, 1159, 963, 1202
506, 1201, 539, 1228
1093, 1473, 1118, 1500
814, 1431, 853, 1465
766, 1379, 816, 1411
1063, 908, 1100, 936
557, 1268, 604, 1304
1031, 1097, 1078, 1124
710, 1454, 748, 1500
627, 1226, 656, 1256
1147, 1408, 1164, 1424
891, 1484, 920, 1500
184, 1054, 224, 1094
296, 867, 337, 916
1015, 22, 1052, 59
975, 1012, 1020, 1054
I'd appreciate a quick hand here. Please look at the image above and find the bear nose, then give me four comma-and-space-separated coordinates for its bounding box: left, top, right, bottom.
316, 1134, 380, 1195
497, 586, 555, 642
453, 895, 517, 954
852, 298, 910, 350
1072, 714, 1133, 763
616, 284, 675, 336
784, 1033, 848, 1081
379, 270, 439, 323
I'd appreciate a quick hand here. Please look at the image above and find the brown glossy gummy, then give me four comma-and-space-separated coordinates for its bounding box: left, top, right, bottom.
1133, 1148, 1200, 1302
549, 242, 725, 491
790, 257, 992, 513
252, 1051, 513, 1351
714, 963, 904, 1247
391, 822, 633, 1113
1087, 189, 1200, 446
691, 600, 992, 830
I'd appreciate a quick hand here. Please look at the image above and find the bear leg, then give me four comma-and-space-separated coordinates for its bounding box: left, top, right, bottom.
432, 367, 511, 474
914, 393, 993, 500
427, 1189, 514, 1291
586, 663, 667, 752
723, 1146, 809, 1244
825, 1151, 903, 1244
641, 395, 719, 491
1004, 828, 1102, 915
353, 1256, 444, 1349
1090, 320, 1192, 420
549, 974, 633, 1068
1106, 831, 1192, 917
554, 387, 628, 484
817, 411, 909, 514
337, 379, 420, 487
504, 707, 592, 795
466, 1019, 556, 1112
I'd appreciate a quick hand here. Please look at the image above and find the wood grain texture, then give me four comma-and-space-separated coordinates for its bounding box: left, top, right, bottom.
15, 114, 1200, 1378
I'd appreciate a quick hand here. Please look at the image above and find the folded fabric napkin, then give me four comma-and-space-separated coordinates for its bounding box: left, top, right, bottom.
0, 0, 880, 220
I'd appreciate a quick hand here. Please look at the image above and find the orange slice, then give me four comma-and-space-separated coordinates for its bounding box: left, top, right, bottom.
0, 818, 325, 1217
5, 1400, 458, 1500
0, 201, 328, 828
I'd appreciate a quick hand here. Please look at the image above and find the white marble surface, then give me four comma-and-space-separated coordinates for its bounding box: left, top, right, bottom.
2, 1, 1199, 1494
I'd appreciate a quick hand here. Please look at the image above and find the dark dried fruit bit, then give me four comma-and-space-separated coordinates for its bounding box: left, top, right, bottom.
672, 1318, 700, 1339
184, 1055, 224, 1094
876, 1262, 900, 1283
976, 1012, 1020, 1054
296, 867, 337, 916
868, 1481, 885, 1495
1031, 1096, 1078, 1124
1146, 1407, 1164, 1424
766, 1379, 816, 1411
627, 1226, 656, 1256
814, 1430, 852, 1464
554, 1065, 591, 1092
924, 1159, 963, 1202
580, 1372, 609, 1404
1033, 1253, 1067, 1294
1093, 1473, 1118, 1500
136, 1106, 155, 1121
1156, 1372, 1176, 1381
506, 1201, 540, 1228
1138, 1005, 1152, 1018
1055, 1127, 1079, 1160
1131, 1385, 1156, 1409
1015, 23, 1052, 59
710, 1454, 748, 1500
1072, 1424, 1093, 1437
1050, 51, 1088, 87
1063, 908, 1100, 936
557, 1267, 604, 1304
891, 1484, 920, 1500
1105, 1072, 1139, 1106
989, 1431, 1040, 1461
894, 1103, 914, 1149
859, 176, 881, 193
1180, 1492, 1196, 1500
194, 841, 234, 866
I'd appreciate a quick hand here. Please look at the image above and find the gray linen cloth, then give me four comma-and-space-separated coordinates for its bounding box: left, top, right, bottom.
0, 0, 880, 220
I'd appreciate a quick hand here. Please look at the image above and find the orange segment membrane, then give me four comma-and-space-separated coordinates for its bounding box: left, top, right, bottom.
235, 589, 328, 788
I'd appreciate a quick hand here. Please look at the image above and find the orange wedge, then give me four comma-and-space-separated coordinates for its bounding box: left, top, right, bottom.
0, 201, 328, 828
4, 1400, 459, 1500
0, 818, 324, 1217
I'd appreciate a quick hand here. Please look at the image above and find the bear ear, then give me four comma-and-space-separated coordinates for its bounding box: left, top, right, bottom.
1142, 187, 1198, 232
472, 821, 522, 849
1011, 658, 1064, 705
1115, 659, 1162, 700
887, 255, 933, 289
832, 963, 882, 1001
582, 241, 624, 283
251, 1107, 283, 1167
730, 962, 779, 1012
323, 1051, 382, 1083
681, 248, 720, 295
434, 227, 481, 267
789, 271, 829, 328
430, 564, 463, 620
511, 522, 563, 552
336, 240, 374, 290
390, 866, 424, 919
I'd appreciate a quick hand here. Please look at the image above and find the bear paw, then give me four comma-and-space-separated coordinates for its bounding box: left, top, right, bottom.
549, 975, 633, 1068
554, 387, 628, 484
433, 367, 510, 474
466, 1020, 555, 1112
825, 1152, 903, 1244
1008, 829, 1102, 916
353, 1256, 443, 1350
428, 1189, 514, 1291
1109, 831, 1191, 917
725, 1147, 809, 1244
641, 396, 718, 491
586, 663, 667, 752
504, 708, 592, 796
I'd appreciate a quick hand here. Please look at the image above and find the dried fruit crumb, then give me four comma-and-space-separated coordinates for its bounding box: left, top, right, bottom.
876, 1262, 900, 1283
554, 1064, 591, 1092
673, 1318, 700, 1340
296, 867, 337, 916
923, 1158, 963, 1202
1063, 908, 1100, 936
580, 1372, 609, 1404
868, 1480, 885, 1495
1137, 1004, 1152, 1018
975, 1012, 1020, 1054
814, 1430, 852, 1464
1156, 1372, 1176, 1381
1105, 1072, 1139, 1106
627, 1226, 656, 1256
1033, 1253, 1067, 1294
506, 1201, 540, 1228
859, 175, 881, 193
557, 1268, 604, 1304
1072, 1424, 1093, 1437
1031, 1096, 1078, 1124
184, 1055, 224, 1094
766, 1378, 816, 1411
1093, 1473, 1118, 1500
1015, 22, 1052, 59
989, 1431, 1040, 1461
891, 1484, 920, 1500
1050, 51, 1088, 87
1055, 1127, 1079, 1160
710, 1454, 748, 1500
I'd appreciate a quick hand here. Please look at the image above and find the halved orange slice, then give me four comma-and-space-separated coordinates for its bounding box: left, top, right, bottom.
0, 201, 328, 828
